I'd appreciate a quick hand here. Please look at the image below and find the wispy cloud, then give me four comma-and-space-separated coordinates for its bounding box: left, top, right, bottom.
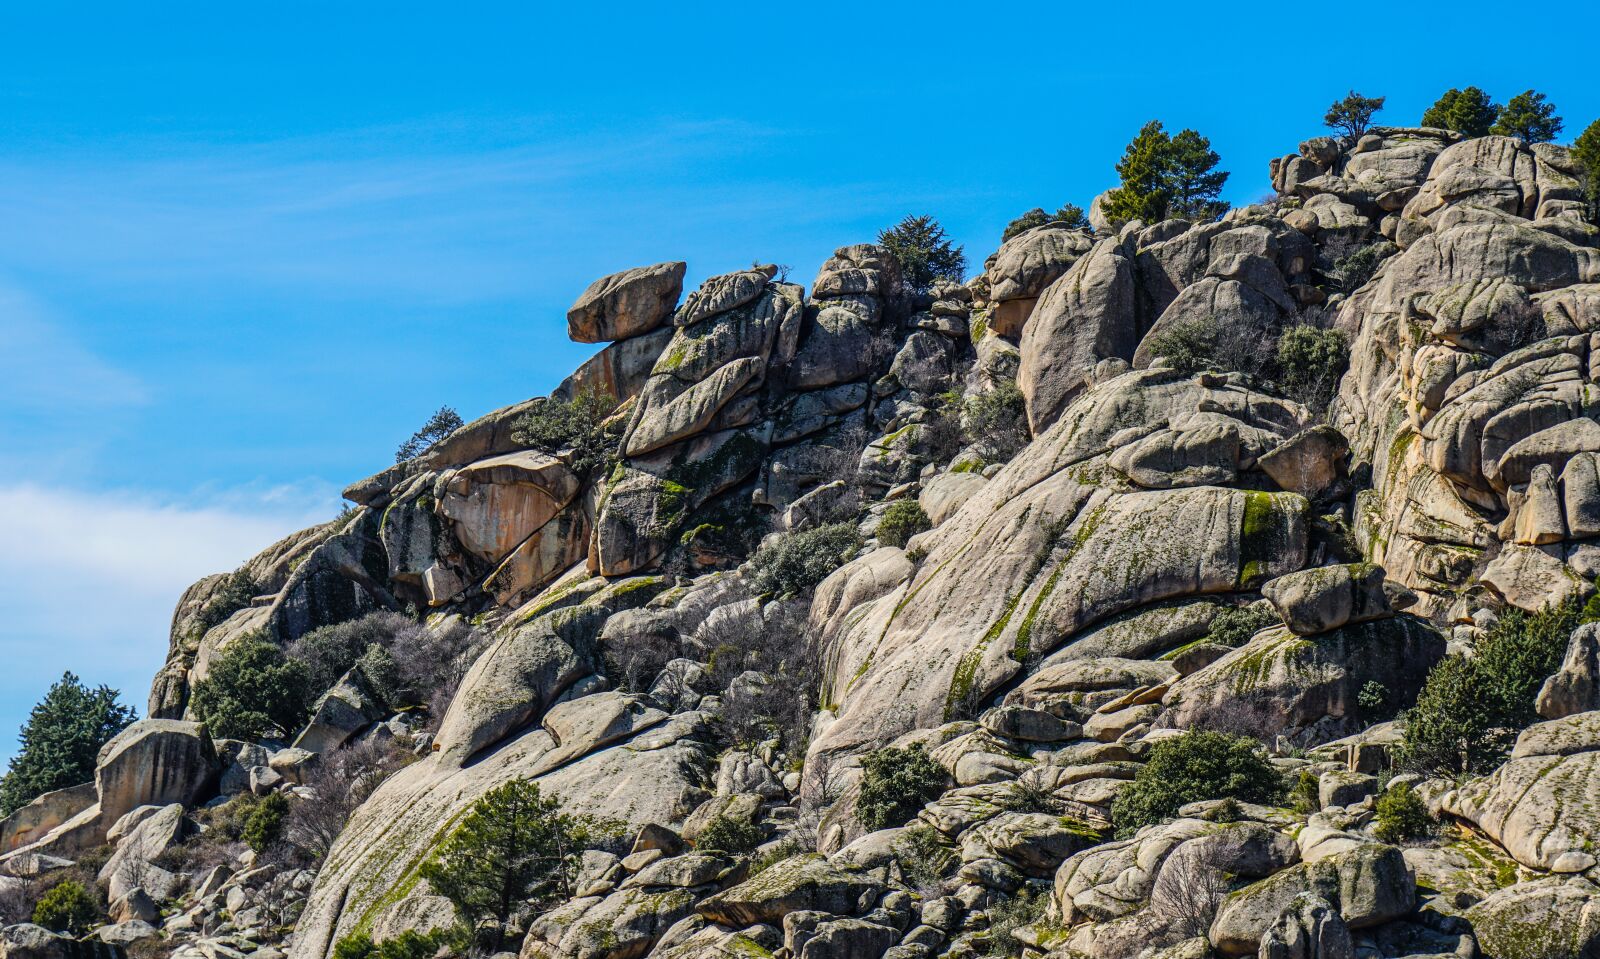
0, 482, 337, 759
0, 277, 148, 413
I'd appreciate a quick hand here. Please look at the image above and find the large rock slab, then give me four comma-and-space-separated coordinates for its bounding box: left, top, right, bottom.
95, 720, 217, 828
567, 261, 686, 344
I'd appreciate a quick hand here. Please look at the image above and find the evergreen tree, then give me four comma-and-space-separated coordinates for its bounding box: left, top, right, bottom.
1102, 121, 1231, 228
0, 673, 136, 816
188, 634, 313, 740
1166, 128, 1230, 220
1491, 90, 1562, 142
1323, 91, 1385, 138
1102, 121, 1175, 226
877, 215, 966, 293
1421, 87, 1501, 137
395, 406, 464, 463
420, 780, 599, 950
1575, 118, 1600, 224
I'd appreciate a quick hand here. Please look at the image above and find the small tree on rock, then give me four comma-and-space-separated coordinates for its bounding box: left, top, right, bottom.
395, 407, 464, 463
1576, 119, 1600, 224
1102, 121, 1230, 227
1421, 87, 1501, 137
1491, 90, 1563, 143
878, 215, 966, 294
420, 779, 602, 950
1102, 121, 1176, 226
1110, 730, 1281, 837
857, 744, 947, 831
1166, 129, 1230, 221
0, 673, 136, 816
1324, 91, 1385, 138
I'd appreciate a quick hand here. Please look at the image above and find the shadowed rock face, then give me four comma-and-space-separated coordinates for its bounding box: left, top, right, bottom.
76, 128, 1600, 959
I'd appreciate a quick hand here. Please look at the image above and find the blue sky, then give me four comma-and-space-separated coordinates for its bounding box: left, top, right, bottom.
2, 1, 1598, 763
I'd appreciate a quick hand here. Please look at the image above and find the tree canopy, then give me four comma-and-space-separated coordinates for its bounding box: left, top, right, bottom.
1489, 90, 1563, 143
1101, 121, 1230, 228
0, 672, 137, 816
1575, 118, 1600, 223
1324, 91, 1385, 138
189, 634, 313, 740
420, 779, 605, 949
1421, 87, 1501, 137
877, 215, 966, 293
395, 406, 464, 463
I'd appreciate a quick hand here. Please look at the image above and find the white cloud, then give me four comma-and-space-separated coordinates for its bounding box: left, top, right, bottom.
0, 482, 336, 762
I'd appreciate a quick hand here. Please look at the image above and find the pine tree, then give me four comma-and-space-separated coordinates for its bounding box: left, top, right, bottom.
1323, 91, 1385, 138
1574, 119, 1600, 224
1166, 129, 1230, 221
395, 406, 464, 463
877, 215, 966, 293
1491, 90, 1563, 143
1101, 121, 1174, 226
1421, 87, 1501, 137
0, 673, 136, 816
420, 780, 599, 950
1102, 121, 1231, 228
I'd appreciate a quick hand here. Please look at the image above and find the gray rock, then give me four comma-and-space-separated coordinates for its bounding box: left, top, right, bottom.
1260, 563, 1413, 637
567, 261, 686, 344
696, 854, 880, 927
96, 719, 218, 828
1537, 623, 1600, 720
1257, 894, 1353, 959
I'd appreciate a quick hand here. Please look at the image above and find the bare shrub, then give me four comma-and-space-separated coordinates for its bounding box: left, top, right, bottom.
1149, 842, 1231, 940
694, 597, 824, 754
0, 877, 37, 926
279, 737, 415, 864
1178, 699, 1283, 744
288, 612, 491, 730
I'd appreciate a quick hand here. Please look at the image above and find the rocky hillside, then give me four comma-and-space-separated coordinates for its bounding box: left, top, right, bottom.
5, 125, 1600, 959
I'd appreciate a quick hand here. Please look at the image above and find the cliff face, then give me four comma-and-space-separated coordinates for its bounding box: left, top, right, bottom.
9, 125, 1600, 959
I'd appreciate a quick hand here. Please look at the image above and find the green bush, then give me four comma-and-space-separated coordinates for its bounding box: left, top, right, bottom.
1400, 597, 1592, 775
510, 389, 620, 479
191, 570, 261, 639
1275, 325, 1349, 412
1357, 680, 1392, 720
333, 928, 464, 959
1110, 730, 1282, 837
189, 633, 313, 740
695, 814, 764, 854
962, 380, 1031, 462
1002, 204, 1088, 241
857, 745, 948, 831
1576, 119, 1600, 224
1288, 769, 1320, 815
877, 500, 931, 549
1374, 782, 1433, 843
288, 611, 413, 698
1204, 604, 1280, 648
243, 792, 289, 853
32, 880, 98, 935
878, 215, 966, 293
0, 673, 136, 817
395, 406, 464, 463
1142, 318, 1226, 375
749, 522, 862, 598
986, 887, 1048, 956
1330, 241, 1393, 293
